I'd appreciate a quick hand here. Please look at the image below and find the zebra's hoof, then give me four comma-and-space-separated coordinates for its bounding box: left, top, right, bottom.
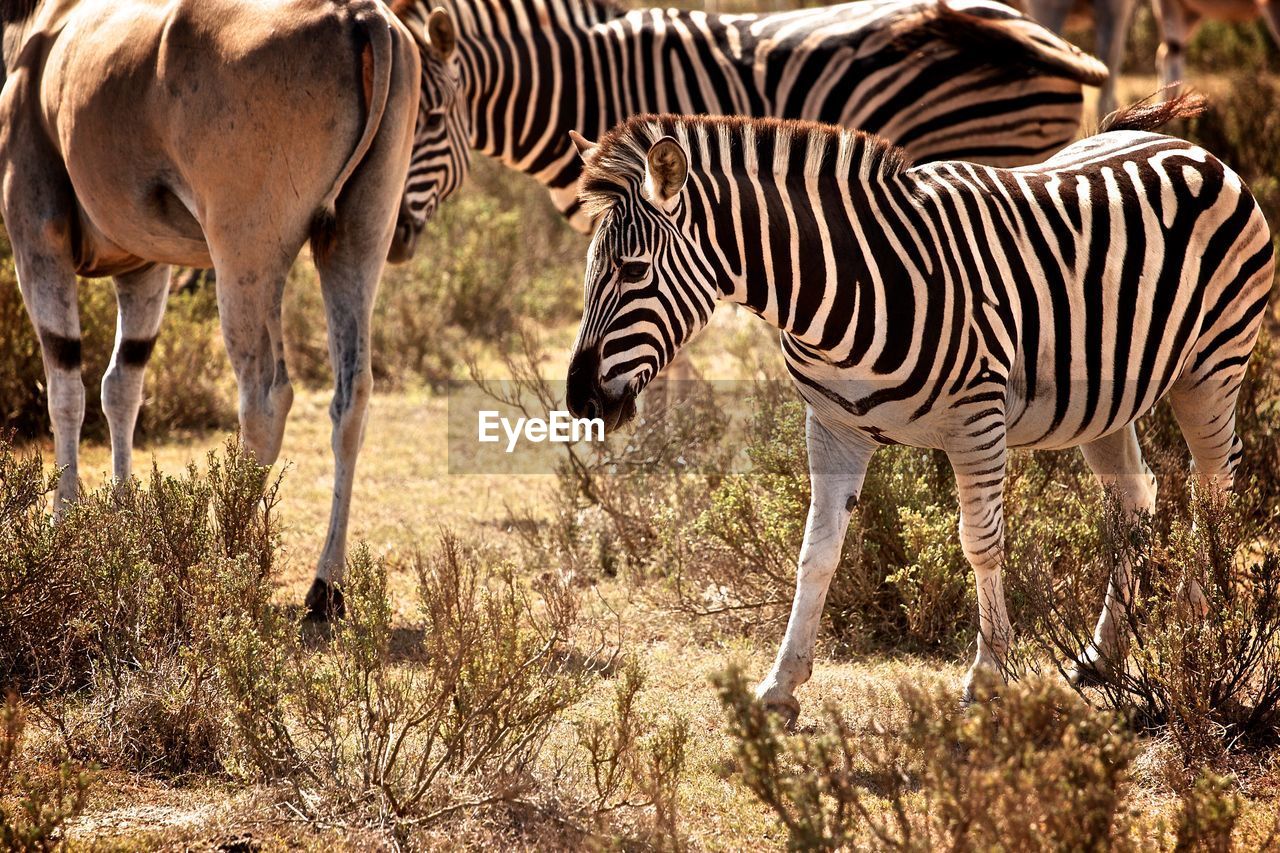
1066, 660, 1109, 688
1066, 645, 1116, 687
756, 688, 801, 730
304, 578, 345, 622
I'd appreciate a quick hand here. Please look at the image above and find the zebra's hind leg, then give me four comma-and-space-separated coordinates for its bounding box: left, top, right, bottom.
948, 435, 1011, 705
102, 264, 171, 486
1167, 370, 1250, 616
1069, 425, 1157, 686
754, 412, 876, 726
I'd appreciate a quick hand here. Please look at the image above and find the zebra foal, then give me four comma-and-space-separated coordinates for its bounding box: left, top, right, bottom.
563, 95, 1273, 719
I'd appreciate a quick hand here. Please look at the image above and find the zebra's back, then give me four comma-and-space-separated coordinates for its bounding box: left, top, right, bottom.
886, 130, 1274, 451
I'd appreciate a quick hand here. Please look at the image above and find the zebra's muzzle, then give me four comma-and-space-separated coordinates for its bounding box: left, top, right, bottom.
566, 348, 636, 433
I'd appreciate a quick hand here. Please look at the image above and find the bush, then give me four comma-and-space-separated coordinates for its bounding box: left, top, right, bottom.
216, 536, 635, 835
0, 693, 94, 852
656, 384, 973, 654
0, 435, 278, 776
1016, 486, 1280, 771
715, 665, 1139, 851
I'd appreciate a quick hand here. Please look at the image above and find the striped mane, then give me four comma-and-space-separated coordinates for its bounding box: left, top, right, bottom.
579, 114, 912, 218
390, 0, 626, 21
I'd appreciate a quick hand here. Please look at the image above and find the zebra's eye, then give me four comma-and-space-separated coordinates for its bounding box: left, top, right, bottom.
422, 110, 447, 132
618, 261, 650, 283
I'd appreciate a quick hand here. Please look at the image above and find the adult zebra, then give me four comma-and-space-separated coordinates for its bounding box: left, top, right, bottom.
387, 0, 1109, 258
562, 96, 1273, 720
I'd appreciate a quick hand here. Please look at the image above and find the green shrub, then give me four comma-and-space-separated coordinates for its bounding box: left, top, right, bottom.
0, 436, 277, 777
715, 665, 1139, 851
660, 386, 973, 654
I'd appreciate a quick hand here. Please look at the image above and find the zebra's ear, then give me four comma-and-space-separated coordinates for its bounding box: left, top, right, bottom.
569, 130, 598, 166
427, 8, 457, 60
644, 136, 687, 213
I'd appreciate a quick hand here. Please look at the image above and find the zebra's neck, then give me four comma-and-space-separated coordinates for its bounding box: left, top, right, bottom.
679, 122, 916, 364
413, 0, 753, 203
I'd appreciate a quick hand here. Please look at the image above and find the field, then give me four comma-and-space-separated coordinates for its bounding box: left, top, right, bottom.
5, 16, 1280, 852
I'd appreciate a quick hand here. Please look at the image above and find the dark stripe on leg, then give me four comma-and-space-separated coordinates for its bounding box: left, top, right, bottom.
120, 337, 157, 367
40, 330, 81, 370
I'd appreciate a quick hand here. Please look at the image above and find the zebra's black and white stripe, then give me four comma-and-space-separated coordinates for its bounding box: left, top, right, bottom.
389, 0, 1107, 257
564, 97, 1273, 716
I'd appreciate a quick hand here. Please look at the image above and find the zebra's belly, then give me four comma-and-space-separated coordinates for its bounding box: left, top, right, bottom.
793, 361, 1188, 453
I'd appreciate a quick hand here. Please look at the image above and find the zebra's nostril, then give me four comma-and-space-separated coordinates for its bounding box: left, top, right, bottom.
584, 397, 601, 420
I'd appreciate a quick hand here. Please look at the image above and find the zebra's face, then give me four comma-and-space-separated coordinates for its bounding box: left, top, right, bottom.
567, 134, 716, 431
388, 8, 470, 264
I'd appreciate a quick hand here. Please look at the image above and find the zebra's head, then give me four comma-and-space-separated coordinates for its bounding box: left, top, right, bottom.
388, 6, 470, 264
565, 122, 720, 431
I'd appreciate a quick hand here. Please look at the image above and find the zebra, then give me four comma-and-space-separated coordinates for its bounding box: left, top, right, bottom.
562, 94, 1274, 720
387, 0, 1110, 259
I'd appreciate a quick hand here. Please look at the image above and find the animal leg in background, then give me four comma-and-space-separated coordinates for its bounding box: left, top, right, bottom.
1153, 0, 1199, 94
102, 264, 171, 484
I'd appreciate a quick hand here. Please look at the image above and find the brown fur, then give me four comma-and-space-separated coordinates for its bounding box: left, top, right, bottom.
1099, 89, 1207, 134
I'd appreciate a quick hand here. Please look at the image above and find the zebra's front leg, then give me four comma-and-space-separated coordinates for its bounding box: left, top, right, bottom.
102, 265, 171, 485
949, 440, 1011, 704
755, 412, 876, 726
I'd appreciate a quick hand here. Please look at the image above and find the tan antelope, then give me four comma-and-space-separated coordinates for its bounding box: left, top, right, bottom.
1022, 0, 1280, 116
1, 0, 425, 619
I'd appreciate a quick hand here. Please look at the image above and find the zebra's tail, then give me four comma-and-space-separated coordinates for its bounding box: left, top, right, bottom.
898, 2, 1109, 87
1098, 89, 1208, 134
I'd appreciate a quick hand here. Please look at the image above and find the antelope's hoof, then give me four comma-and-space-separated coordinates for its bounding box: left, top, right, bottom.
755, 687, 801, 730
304, 578, 345, 622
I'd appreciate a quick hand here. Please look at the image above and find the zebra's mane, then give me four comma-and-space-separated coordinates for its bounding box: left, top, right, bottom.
579, 114, 911, 218
390, 0, 626, 23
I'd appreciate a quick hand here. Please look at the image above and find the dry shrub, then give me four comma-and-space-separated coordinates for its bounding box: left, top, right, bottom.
715, 665, 1139, 851
218, 537, 620, 832
0, 693, 94, 852
0, 435, 278, 776
570, 655, 689, 846
1016, 486, 1280, 772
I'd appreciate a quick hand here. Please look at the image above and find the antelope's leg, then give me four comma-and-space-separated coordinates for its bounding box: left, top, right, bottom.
103, 264, 171, 484
15, 253, 84, 513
